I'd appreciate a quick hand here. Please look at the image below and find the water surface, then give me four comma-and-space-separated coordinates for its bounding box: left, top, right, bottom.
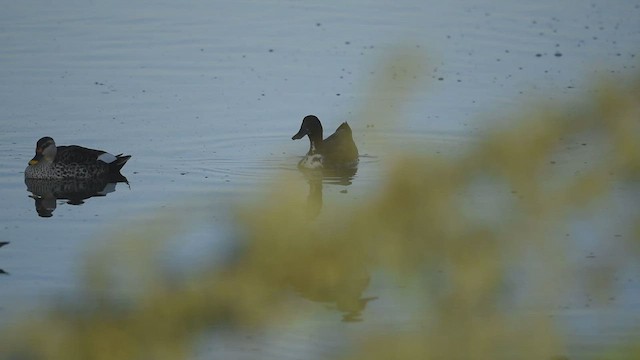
1, 1, 639, 358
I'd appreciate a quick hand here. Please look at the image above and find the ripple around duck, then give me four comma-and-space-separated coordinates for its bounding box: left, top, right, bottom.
135, 129, 476, 195
173, 132, 297, 175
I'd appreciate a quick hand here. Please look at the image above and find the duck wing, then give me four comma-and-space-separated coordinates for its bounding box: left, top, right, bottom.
322, 122, 359, 164
55, 145, 112, 165
324, 122, 352, 142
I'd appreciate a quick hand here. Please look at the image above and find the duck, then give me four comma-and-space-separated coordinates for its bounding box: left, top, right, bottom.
25, 137, 131, 180
292, 115, 358, 169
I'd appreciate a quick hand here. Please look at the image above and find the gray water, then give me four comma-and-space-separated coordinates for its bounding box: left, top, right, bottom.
1, 1, 639, 358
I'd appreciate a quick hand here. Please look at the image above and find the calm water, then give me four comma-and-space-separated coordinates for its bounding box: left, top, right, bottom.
1, 0, 639, 358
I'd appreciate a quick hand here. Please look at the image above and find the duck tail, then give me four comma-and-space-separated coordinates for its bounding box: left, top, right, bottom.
337, 122, 352, 134
111, 154, 131, 171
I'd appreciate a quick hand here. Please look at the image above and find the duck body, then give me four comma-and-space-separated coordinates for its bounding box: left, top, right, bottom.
292, 115, 358, 169
25, 137, 131, 180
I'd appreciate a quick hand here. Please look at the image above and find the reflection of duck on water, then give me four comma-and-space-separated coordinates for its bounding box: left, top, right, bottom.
305, 173, 323, 219
25, 177, 128, 218
0, 242, 9, 275
287, 258, 377, 322
292, 277, 377, 322
301, 168, 357, 219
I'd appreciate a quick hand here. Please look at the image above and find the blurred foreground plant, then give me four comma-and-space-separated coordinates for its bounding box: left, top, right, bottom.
1, 56, 639, 360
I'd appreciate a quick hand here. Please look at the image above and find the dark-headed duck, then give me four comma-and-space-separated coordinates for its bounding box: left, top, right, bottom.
292, 115, 358, 169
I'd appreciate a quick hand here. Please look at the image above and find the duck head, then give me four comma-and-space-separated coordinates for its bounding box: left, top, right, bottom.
29, 137, 57, 165
292, 115, 324, 151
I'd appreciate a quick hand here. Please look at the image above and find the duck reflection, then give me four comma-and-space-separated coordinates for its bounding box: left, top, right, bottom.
294, 167, 375, 321
289, 268, 377, 322
283, 230, 377, 322
300, 166, 358, 219
0, 242, 8, 275
25, 175, 129, 218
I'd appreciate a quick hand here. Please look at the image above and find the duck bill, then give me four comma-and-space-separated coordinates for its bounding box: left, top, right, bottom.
28, 152, 43, 166
292, 127, 308, 140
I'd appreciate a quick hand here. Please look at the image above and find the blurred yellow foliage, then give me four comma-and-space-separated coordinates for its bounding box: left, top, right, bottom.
1, 55, 639, 360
